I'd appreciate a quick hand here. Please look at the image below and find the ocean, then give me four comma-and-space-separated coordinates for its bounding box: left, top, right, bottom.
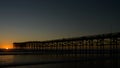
0, 54, 119, 68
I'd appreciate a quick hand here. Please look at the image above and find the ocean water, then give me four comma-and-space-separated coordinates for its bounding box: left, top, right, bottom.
0, 54, 120, 68
0, 54, 83, 68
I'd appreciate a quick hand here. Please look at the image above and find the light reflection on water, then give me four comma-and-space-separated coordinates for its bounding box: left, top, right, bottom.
0, 55, 81, 68
0, 54, 119, 68
0, 55, 14, 64
0, 54, 79, 64
0, 54, 112, 64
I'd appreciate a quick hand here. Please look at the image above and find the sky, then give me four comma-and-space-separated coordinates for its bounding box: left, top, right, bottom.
0, 0, 120, 48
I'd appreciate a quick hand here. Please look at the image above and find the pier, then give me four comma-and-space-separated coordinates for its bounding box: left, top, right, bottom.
12, 32, 120, 55
0, 32, 120, 68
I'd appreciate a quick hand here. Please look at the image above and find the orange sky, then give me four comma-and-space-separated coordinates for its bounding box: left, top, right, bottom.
0, 41, 13, 49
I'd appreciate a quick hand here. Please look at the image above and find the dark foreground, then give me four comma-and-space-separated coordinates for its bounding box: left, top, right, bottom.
0, 49, 120, 68
0, 54, 120, 68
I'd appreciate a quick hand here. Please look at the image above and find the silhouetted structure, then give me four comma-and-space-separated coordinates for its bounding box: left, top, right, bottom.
6, 32, 120, 68
13, 32, 120, 51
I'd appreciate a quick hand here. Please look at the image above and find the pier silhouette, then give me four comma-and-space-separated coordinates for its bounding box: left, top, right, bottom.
12, 32, 120, 55
0, 32, 120, 68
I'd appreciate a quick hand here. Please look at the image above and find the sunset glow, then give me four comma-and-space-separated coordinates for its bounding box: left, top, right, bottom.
0, 43, 13, 49
6, 48, 9, 49
0, 45, 13, 49
0, 42, 13, 49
